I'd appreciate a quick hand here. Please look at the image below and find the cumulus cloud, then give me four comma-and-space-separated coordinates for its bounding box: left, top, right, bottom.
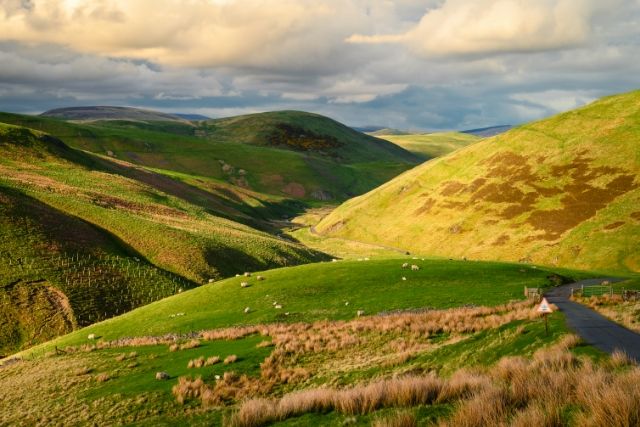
0, 0, 639, 129
349, 0, 612, 56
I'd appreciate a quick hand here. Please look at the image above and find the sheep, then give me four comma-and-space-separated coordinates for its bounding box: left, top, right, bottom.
244, 272, 251, 277
244, 307, 251, 314
402, 277, 407, 281
275, 304, 283, 309
411, 265, 420, 271
402, 262, 409, 269
241, 282, 250, 288
208, 278, 215, 283
88, 334, 96, 340
345, 301, 350, 306
256, 275, 265, 281
155, 372, 170, 380
356, 310, 365, 317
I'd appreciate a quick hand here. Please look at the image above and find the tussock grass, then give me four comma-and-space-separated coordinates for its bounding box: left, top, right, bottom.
230, 336, 640, 427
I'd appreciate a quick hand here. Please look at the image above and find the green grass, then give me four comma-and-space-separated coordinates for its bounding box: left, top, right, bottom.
318, 89, 640, 274
0, 122, 324, 354
377, 131, 481, 159
15, 258, 598, 358
0, 110, 418, 201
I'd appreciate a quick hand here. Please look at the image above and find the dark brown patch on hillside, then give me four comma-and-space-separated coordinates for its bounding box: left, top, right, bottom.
492, 234, 510, 246
440, 181, 464, 196
431, 150, 638, 241
267, 123, 342, 152
414, 197, 436, 215
604, 221, 625, 230
630, 211, 640, 221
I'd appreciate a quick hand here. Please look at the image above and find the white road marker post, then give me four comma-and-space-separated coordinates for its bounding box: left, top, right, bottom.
537, 297, 553, 336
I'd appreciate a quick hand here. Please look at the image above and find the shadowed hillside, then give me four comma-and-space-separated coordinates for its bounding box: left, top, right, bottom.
317, 90, 640, 273
0, 123, 323, 354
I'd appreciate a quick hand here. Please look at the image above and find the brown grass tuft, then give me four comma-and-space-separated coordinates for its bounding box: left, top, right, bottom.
224, 355, 238, 364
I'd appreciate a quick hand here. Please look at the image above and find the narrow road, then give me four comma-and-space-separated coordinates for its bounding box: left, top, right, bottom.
545, 278, 640, 361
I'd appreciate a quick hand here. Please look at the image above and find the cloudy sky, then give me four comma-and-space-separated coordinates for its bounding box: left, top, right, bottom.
1, 0, 639, 130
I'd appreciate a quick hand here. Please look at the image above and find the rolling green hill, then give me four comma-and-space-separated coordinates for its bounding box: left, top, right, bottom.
316, 90, 640, 273
376, 131, 481, 159
0, 123, 323, 354
13, 257, 584, 358
0, 258, 606, 426
0, 110, 419, 201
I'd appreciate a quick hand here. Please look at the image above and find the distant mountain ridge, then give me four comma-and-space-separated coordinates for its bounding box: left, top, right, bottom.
41, 106, 189, 123
462, 125, 512, 137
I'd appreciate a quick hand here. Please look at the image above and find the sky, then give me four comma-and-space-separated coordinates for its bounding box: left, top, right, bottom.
1, 0, 639, 130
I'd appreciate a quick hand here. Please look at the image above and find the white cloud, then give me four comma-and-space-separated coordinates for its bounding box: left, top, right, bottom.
349, 0, 612, 56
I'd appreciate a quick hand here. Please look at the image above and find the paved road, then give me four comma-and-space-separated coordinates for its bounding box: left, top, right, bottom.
545, 278, 640, 361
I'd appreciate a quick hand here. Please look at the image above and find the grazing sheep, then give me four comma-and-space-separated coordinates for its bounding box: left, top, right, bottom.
208, 278, 215, 283
155, 372, 170, 380
244, 272, 251, 277
244, 307, 251, 313
356, 310, 365, 317
256, 275, 265, 281
88, 334, 96, 340
402, 263, 409, 269
364, 257, 370, 261
411, 265, 420, 271
402, 277, 407, 281
235, 274, 241, 277
273, 301, 278, 306
285, 312, 289, 316
241, 282, 250, 288
332, 259, 338, 262
345, 301, 350, 306
275, 304, 283, 309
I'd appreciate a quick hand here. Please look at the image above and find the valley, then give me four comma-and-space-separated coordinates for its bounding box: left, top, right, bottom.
1, 91, 639, 427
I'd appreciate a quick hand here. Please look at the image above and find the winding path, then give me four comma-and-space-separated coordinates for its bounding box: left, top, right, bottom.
545, 279, 640, 361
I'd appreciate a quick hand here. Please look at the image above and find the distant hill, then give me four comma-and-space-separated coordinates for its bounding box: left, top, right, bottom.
375, 131, 480, 159
199, 110, 419, 164
462, 125, 512, 137
41, 106, 189, 123
2, 109, 419, 201
368, 128, 411, 136
174, 113, 210, 121
317, 90, 640, 273
0, 122, 323, 354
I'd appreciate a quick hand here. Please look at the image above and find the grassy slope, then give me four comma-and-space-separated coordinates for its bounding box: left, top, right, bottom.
0, 123, 322, 353
317, 90, 640, 273
14, 258, 596, 358
0, 111, 418, 201
0, 257, 601, 426
376, 131, 481, 159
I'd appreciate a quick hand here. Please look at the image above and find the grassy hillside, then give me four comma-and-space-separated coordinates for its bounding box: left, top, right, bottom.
316, 90, 640, 273
376, 131, 481, 159
14, 258, 591, 357
0, 123, 322, 354
0, 258, 609, 426
41, 106, 189, 123
0, 110, 418, 201
200, 111, 418, 163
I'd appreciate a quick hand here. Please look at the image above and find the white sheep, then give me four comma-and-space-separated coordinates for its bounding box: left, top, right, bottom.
356, 310, 365, 317
402, 277, 407, 281
208, 278, 215, 283
155, 372, 170, 380
88, 333, 96, 340
244, 307, 251, 313
411, 265, 420, 271
275, 304, 283, 309
244, 272, 251, 277
256, 275, 265, 281
241, 282, 250, 288
402, 262, 409, 269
